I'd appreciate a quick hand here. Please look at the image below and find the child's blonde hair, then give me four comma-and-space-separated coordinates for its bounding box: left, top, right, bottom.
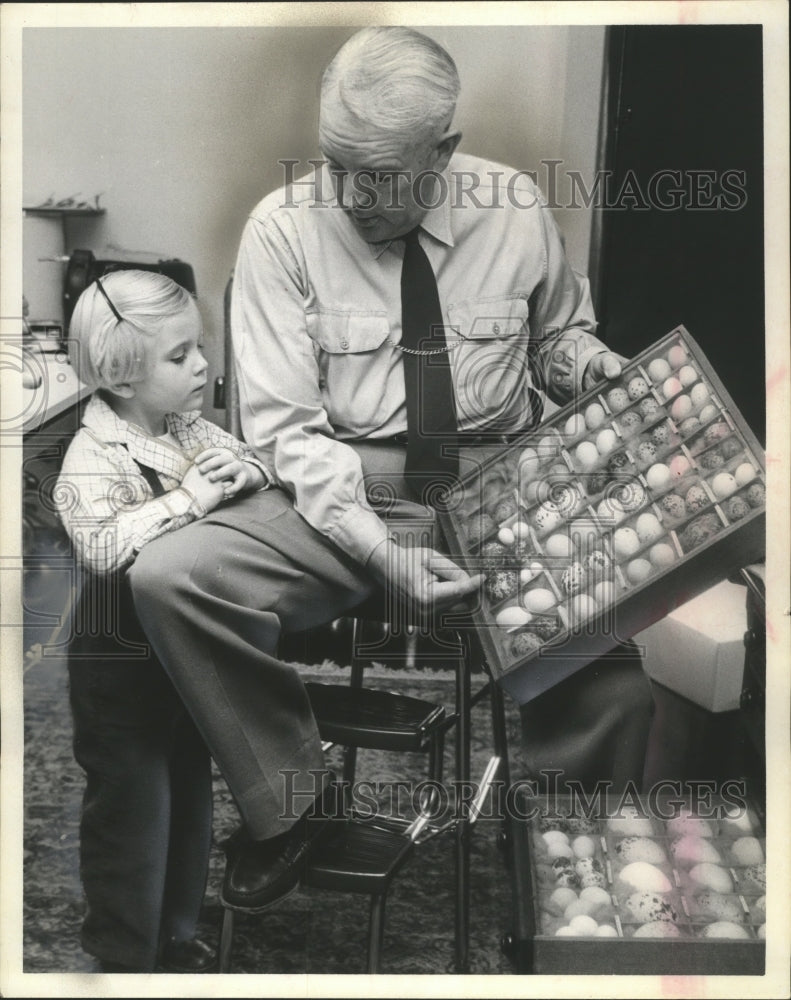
69, 270, 196, 391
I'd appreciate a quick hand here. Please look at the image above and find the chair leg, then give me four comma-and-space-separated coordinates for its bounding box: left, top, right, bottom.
454, 631, 472, 974
428, 730, 445, 783
488, 678, 512, 861
219, 907, 235, 973
367, 893, 387, 974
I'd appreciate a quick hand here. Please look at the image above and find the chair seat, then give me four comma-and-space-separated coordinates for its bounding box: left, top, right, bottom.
306, 682, 445, 752
303, 820, 415, 895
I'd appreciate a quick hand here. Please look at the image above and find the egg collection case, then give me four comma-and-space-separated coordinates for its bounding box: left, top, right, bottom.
439, 326, 766, 704
507, 795, 766, 975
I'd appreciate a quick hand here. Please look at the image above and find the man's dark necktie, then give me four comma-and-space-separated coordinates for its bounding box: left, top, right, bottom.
400, 228, 458, 500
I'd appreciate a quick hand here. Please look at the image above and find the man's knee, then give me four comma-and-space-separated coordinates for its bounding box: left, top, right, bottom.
127, 532, 194, 610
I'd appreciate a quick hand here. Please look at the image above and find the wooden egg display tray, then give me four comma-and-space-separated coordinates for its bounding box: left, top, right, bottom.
510, 795, 766, 974
439, 327, 766, 704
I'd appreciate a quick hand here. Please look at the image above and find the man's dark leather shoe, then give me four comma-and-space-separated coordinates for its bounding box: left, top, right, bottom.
159, 936, 217, 973
221, 809, 332, 913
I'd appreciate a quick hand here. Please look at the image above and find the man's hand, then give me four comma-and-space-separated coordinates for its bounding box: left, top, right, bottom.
582, 350, 629, 390
367, 540, 484, 617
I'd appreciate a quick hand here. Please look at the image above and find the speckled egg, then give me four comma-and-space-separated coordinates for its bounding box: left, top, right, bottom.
649, 543, 676, 568
680, 514, 722, 551
493, 496, 519, 523
688, 891, 744, 924
711, 472, 737, 499
739, 864, 766, 892
725, 496, 751, 521
626, 559, 653, 585
529, 615, 562, 642
607, 451, 631, 475
613, 527, 640, 559
606, 387, 630, 412
635, 512, 663, 544
720, 436, 742, 460
699, 448, 725, 470
579, 871, 608, 889
615, 837, 668, 865
661, 493, 686, 521
466, 513, 495, 546
584, 401, 607, 429
510, 630, 543, 659
704, 421, 730, 445
584, 549, 611, 579
647, 357, 672, 382
485, 570, 519, 604
533, 501, 564, 533
746, 482, 765, 507
666, 812, 715, 838
639, 397, 662, 420
650, 421, 673, 447
635, 440, 658, 466
480, 541, 508, 569
615, 478, 647, 512
645, 463, 672, 492
627, 376, 649, 400
619, 410, 643, 437
561, 562, 587, 596
685, 484, 710, 513
607, 810, 655, 837
625, 891, 678, 924
554, 870, 582, 889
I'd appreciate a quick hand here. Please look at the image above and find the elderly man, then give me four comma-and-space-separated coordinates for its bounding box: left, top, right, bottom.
130, 26, 653, 915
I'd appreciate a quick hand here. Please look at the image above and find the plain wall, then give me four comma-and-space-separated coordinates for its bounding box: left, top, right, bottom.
23, 25, 605, 425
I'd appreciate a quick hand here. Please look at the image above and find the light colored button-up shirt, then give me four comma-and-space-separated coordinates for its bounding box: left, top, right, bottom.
231, 151, 607, 565
56, 393, 271, 574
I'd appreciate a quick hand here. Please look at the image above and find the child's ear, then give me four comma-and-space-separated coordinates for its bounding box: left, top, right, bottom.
106, 383, 136, 399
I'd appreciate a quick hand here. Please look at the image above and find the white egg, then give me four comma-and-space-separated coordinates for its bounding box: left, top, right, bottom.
662, 376, 683, 399
669, 454, 691, 479
520, 561, 544, 585
584, 402, 607, 429
544, 533, 575, 559
626, 559, 653, 585
547, 840, 574, 860
618, 861, 672, 893
555, 925, 576, 937
635, 512, 663, 544
511, 520, 531, 541
575, 441, 599, 470
548, 886, 579, 912
572, 835, 596, 858
690, 382, 709, 407
497, 527, 515, 546
517, 447, 540, 480
522, 588, 557, 615
593, 580, 616, 606
565, 413, 586, 438
647, 358, 672, 382
495, 605, 532, 630
568, 594, 598, 622
670, 395, 693, 421
568, 914, 599, 936
711, 472, 737, 499
734, 463, 756, 486
580, 886, 612, 907
667, 344, 688, 368
645, 463, 671, 492
613, 527, 640, 559
698, 403, 719, 423
564, 898, 597, 920
595, 924, 618, 937
597, 496, 626, 525
649, 543, 676, 567
596, 428, 618, 455
678, 364, 698, 387
542, 830, 570, 845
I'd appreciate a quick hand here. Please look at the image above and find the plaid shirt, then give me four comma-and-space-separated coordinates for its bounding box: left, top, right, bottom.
56, 393, 271, 574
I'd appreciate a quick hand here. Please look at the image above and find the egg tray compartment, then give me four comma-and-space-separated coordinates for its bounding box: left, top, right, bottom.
511, 795, 766, 974
439, 325, 766, 705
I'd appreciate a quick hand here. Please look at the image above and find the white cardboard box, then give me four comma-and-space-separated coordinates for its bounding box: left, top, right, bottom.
634, 579, 748, 712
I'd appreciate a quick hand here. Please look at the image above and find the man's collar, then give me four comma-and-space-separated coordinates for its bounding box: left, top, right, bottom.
365, 165, 455, 259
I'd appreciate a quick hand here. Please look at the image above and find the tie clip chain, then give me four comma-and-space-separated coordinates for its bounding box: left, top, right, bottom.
386, 328, 468, 356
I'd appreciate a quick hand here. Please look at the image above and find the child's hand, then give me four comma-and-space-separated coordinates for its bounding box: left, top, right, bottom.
193, 448, 253, 500
180, 462, 226, 513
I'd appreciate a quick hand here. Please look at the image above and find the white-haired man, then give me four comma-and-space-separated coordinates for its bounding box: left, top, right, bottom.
130, 26, 653, 915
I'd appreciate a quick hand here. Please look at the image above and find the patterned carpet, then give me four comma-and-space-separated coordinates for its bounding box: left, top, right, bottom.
22, 644, 525, 977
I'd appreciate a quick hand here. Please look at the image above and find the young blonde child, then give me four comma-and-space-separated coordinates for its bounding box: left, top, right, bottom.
56, 270, 270, 973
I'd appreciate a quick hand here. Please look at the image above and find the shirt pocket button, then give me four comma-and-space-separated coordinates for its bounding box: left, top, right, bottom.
340, 339, 349, 351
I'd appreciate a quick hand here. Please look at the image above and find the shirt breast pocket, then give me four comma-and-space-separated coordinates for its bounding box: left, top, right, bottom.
307, 311, 392, 433
446, 296, 534, 428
